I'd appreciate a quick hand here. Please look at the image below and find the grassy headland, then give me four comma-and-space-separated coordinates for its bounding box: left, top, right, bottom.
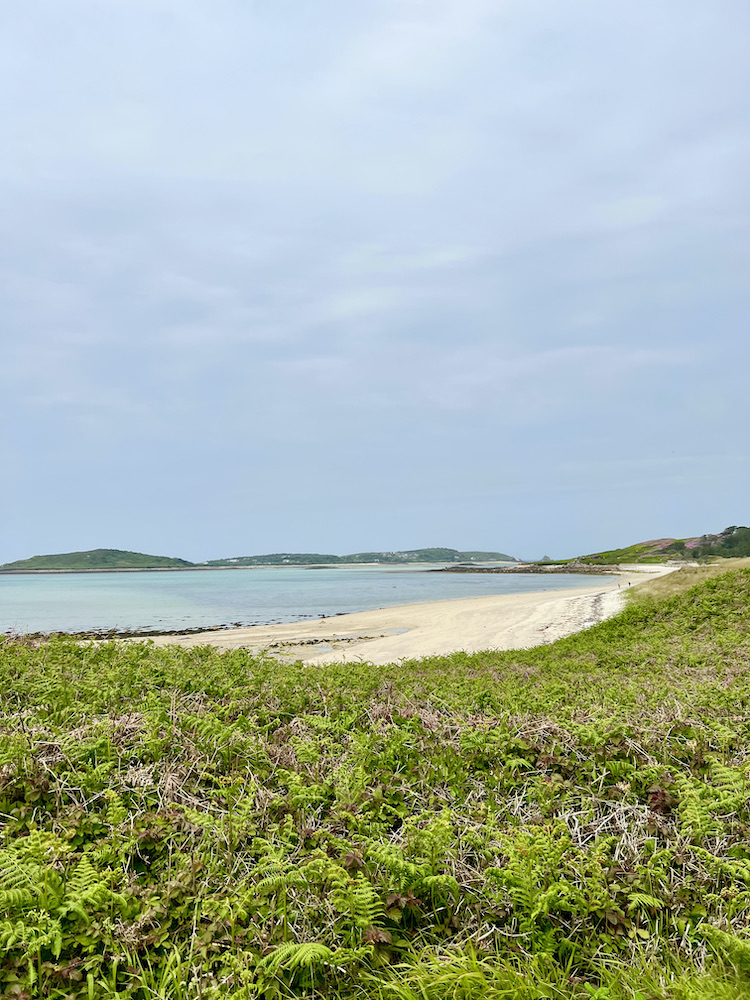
576, 526, 750, 565
0, 569, 749, 998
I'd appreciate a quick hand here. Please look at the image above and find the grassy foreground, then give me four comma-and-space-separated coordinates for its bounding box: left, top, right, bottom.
1, 572, 749, 999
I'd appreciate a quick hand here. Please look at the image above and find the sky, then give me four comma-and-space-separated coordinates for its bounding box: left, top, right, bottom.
1, 0, 748, 563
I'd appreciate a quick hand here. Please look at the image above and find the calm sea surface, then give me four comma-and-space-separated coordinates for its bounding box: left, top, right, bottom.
0, 566, 616, 635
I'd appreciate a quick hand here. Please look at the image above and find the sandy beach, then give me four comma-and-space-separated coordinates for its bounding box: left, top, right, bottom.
143, 565, 673, 665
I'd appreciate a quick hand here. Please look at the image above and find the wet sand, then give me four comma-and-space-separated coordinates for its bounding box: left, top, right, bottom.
141, 565, 673, 665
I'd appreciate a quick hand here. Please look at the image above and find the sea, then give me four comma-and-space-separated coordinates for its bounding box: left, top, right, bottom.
0, 565, 617, 636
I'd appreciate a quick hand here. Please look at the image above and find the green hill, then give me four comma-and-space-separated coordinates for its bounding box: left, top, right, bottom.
577, 525, 750, 564
0, 548, 195, 571
206, 547, 517, 566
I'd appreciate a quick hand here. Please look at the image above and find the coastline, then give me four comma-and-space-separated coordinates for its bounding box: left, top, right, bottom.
139, 565, 674, 665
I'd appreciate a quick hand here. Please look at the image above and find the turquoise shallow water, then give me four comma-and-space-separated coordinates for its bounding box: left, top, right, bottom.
0, 566, 617, 635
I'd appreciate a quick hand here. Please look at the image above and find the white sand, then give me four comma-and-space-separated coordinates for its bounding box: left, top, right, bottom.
142, 565, 674, 665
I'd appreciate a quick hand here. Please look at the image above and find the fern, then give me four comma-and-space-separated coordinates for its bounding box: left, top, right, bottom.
689, 845, 750, 885
368, 843, 428, 890
0, 851, 40, 910
485, 825, 614, 936
58, 853, 125, 923
404, 810, 456, 867
104, 788, 129, 827
11, 830, 71, 863
0, 846, 64, 913
421, 873, 460, 900
1, 839, 124, 956
259, 941, 334, 974
698, 925, 750, 971
253, 858, 306, 896
708, 759, 749, 814
529, 880, 586, 923
674, 775, 720, 840
0, 911, 63, 959
331, 873, 383, 931
626, 891, 665, 913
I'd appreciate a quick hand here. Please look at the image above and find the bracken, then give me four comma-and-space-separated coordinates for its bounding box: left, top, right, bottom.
0, 570, 749, 998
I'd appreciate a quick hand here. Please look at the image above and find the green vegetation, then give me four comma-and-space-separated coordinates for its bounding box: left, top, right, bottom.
2, 569, 750, 998
578, 526, 750, 565
0, 550, 195, 572
674, 526, 750, 561
625, 558, 750, 604
206, 548, 517, 566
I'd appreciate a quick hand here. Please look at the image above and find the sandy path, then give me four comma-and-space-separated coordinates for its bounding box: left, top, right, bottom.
143, 565, 672, 665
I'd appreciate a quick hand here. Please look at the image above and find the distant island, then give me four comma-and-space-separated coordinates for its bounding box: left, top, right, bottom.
205, 548, 518, 567
0, 549, 195, 572
0, 546, 518, 573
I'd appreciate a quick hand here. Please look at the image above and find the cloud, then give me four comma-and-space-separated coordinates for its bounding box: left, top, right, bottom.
0, 1, 747, 561
317, 0, 497, 102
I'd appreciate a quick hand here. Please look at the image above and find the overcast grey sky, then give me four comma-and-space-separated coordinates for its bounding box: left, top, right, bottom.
1, 0, 748, 562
